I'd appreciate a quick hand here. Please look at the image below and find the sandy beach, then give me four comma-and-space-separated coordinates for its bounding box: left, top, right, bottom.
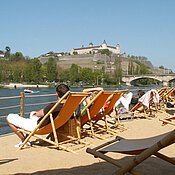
0, 110, 175, 175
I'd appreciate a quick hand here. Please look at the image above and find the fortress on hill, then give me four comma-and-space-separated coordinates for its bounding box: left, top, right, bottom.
71, 40, 125, 56
41, 40, 126, 59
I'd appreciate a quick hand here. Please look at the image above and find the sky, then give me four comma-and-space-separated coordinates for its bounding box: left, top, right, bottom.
0, 0, 175, 71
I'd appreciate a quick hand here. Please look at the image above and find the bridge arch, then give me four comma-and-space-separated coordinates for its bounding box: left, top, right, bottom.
122, 74, 175, 86
130, 77, 162, 86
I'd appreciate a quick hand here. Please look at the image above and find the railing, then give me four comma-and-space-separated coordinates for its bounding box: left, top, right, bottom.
0, 92, 56, 131
0, 87, 158, 134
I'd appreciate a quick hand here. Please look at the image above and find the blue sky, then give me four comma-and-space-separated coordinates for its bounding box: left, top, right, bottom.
0, 0, 175, 71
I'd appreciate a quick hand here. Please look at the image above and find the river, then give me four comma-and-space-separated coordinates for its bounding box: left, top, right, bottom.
0, 85, 162, 135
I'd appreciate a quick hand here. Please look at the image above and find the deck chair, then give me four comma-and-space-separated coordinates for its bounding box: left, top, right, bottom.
156, 87, 169, 111
160, 87, 175, 106
87, 129, 175, 175
165, 87, 175, 102
17, 91, 88, 153
93, 89, 129, 132
80, 90, 116, 139
157, 87, 168, 97
130, 89, 159, 119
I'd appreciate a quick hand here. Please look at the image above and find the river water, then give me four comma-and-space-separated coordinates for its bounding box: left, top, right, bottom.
0, 85, 161, 135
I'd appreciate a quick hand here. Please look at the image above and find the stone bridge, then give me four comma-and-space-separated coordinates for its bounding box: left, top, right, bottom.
122, 74, 175, 86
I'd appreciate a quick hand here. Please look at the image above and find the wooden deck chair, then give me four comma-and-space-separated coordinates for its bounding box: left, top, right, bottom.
156, 87, 169, 111
165, 87, 175, 102
130, 90, 159, 119
17, 91, 89, 153
93, 89, 129, 133
157, 87, 168, 97
87, 129, 175, 175
160, 87, 175, 106
80, 90, 115, 139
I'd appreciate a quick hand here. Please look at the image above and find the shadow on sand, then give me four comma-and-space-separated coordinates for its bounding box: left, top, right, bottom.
165, 109, 175, 115
0, 158, 18, 165
14, 156, 175, 175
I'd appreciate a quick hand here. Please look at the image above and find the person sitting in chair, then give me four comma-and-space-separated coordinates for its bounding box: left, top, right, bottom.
6, 84, 70, 148
115, 92, 133, 115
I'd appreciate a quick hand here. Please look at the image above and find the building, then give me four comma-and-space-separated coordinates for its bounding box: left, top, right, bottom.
0, 50, 4, 58
71, 40, 122, 55
42, 51, 63, 57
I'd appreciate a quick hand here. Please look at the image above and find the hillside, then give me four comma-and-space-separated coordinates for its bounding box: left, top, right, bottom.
38, 54, 171, 75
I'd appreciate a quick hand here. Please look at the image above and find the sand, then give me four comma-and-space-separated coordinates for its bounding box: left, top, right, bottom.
0, 110, 175, 175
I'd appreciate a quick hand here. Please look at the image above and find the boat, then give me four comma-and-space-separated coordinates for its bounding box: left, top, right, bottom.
24, 89, 34, 93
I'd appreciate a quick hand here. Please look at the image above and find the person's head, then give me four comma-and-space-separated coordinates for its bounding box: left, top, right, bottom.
137, 90, 145, 98
89, 91, 99, 100
56, 84, 70, 98
123, 93, 127, 98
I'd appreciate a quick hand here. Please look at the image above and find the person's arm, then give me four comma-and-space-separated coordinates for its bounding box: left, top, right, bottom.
33, 109, 44, 117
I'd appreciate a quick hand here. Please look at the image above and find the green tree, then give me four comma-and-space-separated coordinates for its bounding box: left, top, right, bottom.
60, 69, 70, 82
114, 57, 122, 84
128, 58, 134, 75
31, 58, 42, 83
12, 65, 22, 82
46, 57, 57, 82
0, 64, 3, 82
10, 52, 25, 61
139, 63, 150, 74
4, 46, 11, 59
79, 68, 94, 83
98, 49, 111, 56
73, 51, 78, 55
23, 62, 33, 82
103, 73, 114, 85
69, 64, 79, 84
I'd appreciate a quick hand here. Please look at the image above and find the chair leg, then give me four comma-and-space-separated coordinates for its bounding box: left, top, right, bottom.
50, 113, 59, 147
154, 152, 175, 165
87, 109, 95, 136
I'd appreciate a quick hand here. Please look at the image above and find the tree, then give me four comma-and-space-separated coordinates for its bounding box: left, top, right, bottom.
10, 52, 25, 61
128, 58, 134, 75
31, 58, 42, 83
60, 69, 70, 82
114, 57, 122, 84
159, 66, 164, 69
69, 64, 79, 84
79, 68, 94, 83
0, 64, 3, 82
98, 49, 111, 56
103, 73, 114, 85
23, 61, 33, 82
46, 57, 57, 82
73, 51, 78, 55
4, 46, 11, 59
12, 65, 22, 82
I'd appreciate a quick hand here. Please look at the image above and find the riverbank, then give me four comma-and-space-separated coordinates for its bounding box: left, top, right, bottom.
1, 83, 49, 89
1, 110, 174, 175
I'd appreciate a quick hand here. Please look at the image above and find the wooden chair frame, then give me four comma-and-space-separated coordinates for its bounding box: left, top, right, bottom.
87, 129, 175, 175
95, 89, 129, 132
80, 90, 117, 139
17, 91, 89, 153
130, 90, 159, 119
